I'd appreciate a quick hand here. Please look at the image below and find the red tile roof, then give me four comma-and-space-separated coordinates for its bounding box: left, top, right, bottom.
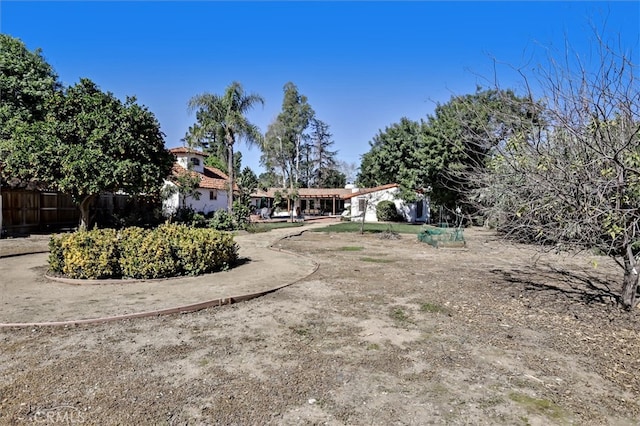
168, 147, 209, 157
341, 183, 399, 200
170, 164, 238, 191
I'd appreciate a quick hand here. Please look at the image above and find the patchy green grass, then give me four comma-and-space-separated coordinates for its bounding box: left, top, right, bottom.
290, 326, 310, 337
390, 307, 411, 324
508, 392, 566, 421
312, 222, 424, 234
337, 246, 365, 251
420, 302, 450, 314
366, 343, 380, 350
360, 257, 395, 263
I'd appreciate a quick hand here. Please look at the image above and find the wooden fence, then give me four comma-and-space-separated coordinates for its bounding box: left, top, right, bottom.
1, 190, 161, 236
1, 189, 78, 235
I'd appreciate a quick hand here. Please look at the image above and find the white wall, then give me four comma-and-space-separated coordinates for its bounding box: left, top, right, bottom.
350, 187, 399, 222
350, 188, 429, 223
176, 155, 205, 174
162, 181, 228, 216
395, 197, 429, 223
184, 189, 228, 215
162, 181, 180, 216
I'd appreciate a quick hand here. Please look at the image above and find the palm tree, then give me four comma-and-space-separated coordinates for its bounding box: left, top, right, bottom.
188, 82, 264, 213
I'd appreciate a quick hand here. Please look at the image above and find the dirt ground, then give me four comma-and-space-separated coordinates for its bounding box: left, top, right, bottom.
1, 227, 639, 425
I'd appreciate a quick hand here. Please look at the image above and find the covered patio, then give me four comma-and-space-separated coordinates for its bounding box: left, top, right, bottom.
251, 187, 353, 217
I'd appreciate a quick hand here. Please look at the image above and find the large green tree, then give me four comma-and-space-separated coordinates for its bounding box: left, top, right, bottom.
0, 35, 61, 142
237, 166, 258, 207
1, 78, 174, 229
358, 89, 536, 207
308, 117, 339, 187
423, 88, 539, 207
188, 82, 264, 213
261, 82, 315, 189
357, 117, 430, 201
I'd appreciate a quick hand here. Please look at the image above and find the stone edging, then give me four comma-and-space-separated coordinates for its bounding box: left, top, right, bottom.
0, 229, 319, 328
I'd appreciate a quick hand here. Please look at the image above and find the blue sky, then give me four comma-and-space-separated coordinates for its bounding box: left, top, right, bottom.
2, 1, 639, 177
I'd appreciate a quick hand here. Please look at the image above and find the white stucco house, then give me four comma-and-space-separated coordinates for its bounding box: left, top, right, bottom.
163, 147, 236, 216
250, 182, 429, 223
343, 183, 429, 223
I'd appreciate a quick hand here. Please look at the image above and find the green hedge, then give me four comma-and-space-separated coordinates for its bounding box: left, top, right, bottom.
376, 200, 402, 222
49, 224, 238, 280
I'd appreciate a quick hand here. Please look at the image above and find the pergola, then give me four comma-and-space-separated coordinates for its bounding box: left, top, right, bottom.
251, 187, 354, 216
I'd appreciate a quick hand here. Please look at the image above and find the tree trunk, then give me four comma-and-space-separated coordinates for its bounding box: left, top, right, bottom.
227, 142, 234, 213
78, 194, 97, 231
622, 254, 639, 309
289, 174, 295, 223
360, 198, 368, 234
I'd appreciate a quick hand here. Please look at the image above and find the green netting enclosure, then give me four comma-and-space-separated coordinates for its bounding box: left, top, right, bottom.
417, 226, 466, 248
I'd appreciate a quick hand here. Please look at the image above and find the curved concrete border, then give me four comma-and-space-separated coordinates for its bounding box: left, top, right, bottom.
0, 250, 49, 259
0, 227, 321, 328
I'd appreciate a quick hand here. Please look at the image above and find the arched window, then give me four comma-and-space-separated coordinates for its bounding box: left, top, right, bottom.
190, 157, 200, 166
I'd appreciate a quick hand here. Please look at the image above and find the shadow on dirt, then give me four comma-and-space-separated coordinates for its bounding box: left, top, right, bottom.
491, 265, 621, 306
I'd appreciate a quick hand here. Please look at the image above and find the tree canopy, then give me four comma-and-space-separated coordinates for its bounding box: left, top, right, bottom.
357, 117, 430, 202
357, 89, 536, 207
1, 76, 174, 229
261, 82, 314, 189
0, 35, 60, 142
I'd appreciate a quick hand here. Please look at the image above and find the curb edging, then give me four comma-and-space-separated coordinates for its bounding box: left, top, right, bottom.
0, 227, 320, 328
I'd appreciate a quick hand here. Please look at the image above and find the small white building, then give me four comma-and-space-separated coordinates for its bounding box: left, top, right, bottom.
344, 183, 429, 223
163, 147, 234, 216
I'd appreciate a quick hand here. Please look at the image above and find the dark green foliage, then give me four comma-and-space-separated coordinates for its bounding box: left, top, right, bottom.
423, 88, 539, 207
260, 82, 315, 191
48, 235, 66, 274
205, 155, 228, 173
0, 35, 61, 142
237, 167, 259, 206
231, 201, 251, 229
49, 224, 238, 279
357, 89, 537, 209
358, 117, 426, 200
1, 72, 174, 229
172, 207, 207, 228
376, 200, 402, 222
320, 168, 347, 188
208, 210, 235, 231
171, 204, 249, 231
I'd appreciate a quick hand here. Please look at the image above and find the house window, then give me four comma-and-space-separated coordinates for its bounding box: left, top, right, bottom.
190, 157, 200, 166
209, 190, 217, 200
358, 198, 366, 212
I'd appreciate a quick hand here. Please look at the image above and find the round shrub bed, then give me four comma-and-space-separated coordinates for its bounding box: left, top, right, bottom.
48, 224, 238, 280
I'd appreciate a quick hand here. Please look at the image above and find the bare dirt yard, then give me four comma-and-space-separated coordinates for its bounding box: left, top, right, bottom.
1, 227, 639, 425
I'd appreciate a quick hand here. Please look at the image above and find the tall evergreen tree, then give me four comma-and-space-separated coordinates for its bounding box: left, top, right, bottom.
261, 82, 314, 191
309, 118, 338, 187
